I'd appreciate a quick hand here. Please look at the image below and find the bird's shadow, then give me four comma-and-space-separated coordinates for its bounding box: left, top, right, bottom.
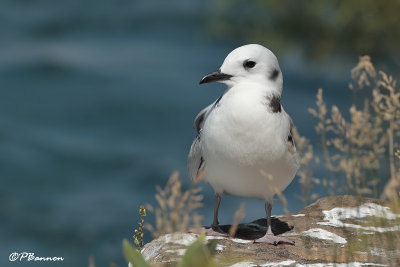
218, 217, 293, 240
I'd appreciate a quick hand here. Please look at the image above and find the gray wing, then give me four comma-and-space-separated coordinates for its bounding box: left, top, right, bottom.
187, 103, 214, 181
188, 135, 204, 181
193, 103, 213, 133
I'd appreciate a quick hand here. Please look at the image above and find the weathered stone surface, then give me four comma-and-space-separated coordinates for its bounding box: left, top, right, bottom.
141, 195, 400, 266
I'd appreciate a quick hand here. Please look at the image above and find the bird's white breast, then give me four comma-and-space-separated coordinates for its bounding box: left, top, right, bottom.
201, 83, 297, 201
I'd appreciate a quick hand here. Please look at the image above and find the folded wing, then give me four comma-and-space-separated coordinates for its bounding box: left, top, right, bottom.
188, 99, 219, 182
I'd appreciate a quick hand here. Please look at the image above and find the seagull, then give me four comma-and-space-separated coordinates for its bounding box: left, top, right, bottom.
188, 44, 299, 245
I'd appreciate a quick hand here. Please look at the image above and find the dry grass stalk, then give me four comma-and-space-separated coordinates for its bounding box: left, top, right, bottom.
292, 126, 320, 205
350, 55, 376, 90
372, 71, 400, 197
383, 150, 400, 201
229, 203, 246, 238
260, 170, 289, 213
300, 56, 400, 265
88, 256, 95, 267
192, 168, 206, 185
145, 172, 203, 238
308, 56, 400, 197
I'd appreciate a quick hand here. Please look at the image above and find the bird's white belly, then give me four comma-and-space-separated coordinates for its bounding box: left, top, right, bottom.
205, 159, 296, 201
201, 100, 297, 202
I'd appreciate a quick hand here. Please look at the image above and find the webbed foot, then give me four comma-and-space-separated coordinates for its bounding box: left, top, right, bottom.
254, 233, 294, 245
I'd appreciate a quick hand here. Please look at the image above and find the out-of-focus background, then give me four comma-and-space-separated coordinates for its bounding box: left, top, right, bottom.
1, 0, 399, 266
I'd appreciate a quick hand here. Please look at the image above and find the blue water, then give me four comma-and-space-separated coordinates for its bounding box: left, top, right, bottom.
0, 0, 356, 266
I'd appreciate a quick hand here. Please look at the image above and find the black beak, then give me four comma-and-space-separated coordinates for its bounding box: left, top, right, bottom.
199, 70, 232, 84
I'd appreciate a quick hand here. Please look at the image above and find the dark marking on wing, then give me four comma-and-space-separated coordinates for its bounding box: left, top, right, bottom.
195, 115, 205, 133
198, 156, 204, 171
269, 95, 281, 113
287, 134, 293, 146
269, 69, 280, 81
194, 95, 223, 133
214, 95, 223, 107
286, 122, 296, 153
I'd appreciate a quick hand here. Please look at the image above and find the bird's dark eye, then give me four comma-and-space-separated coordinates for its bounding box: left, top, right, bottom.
243, 60, 256, 69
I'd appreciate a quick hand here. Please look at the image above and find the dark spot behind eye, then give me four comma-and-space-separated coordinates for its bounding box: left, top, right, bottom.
269, 69, 280, 81
243, 60, 256, 69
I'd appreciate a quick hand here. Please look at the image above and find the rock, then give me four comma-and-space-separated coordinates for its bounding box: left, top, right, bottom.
141, 195, 400, 266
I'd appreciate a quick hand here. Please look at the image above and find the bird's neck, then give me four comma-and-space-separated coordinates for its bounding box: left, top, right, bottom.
227, 80, 282, 98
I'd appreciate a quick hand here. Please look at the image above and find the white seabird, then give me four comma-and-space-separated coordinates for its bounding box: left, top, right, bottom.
188, 44, 299, 245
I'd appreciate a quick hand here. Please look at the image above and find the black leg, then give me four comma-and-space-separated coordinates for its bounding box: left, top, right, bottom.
254, 201, 294, 245
189, 193, 227, 236
202, 193, 226, 236
265, 201, 273, 235
212, 193, 221, 229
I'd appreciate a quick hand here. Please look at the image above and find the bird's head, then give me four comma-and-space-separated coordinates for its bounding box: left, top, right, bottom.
200, 44, 282, 91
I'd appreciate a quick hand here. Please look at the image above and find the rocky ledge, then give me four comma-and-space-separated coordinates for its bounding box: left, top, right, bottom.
141, 195, 400, 266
